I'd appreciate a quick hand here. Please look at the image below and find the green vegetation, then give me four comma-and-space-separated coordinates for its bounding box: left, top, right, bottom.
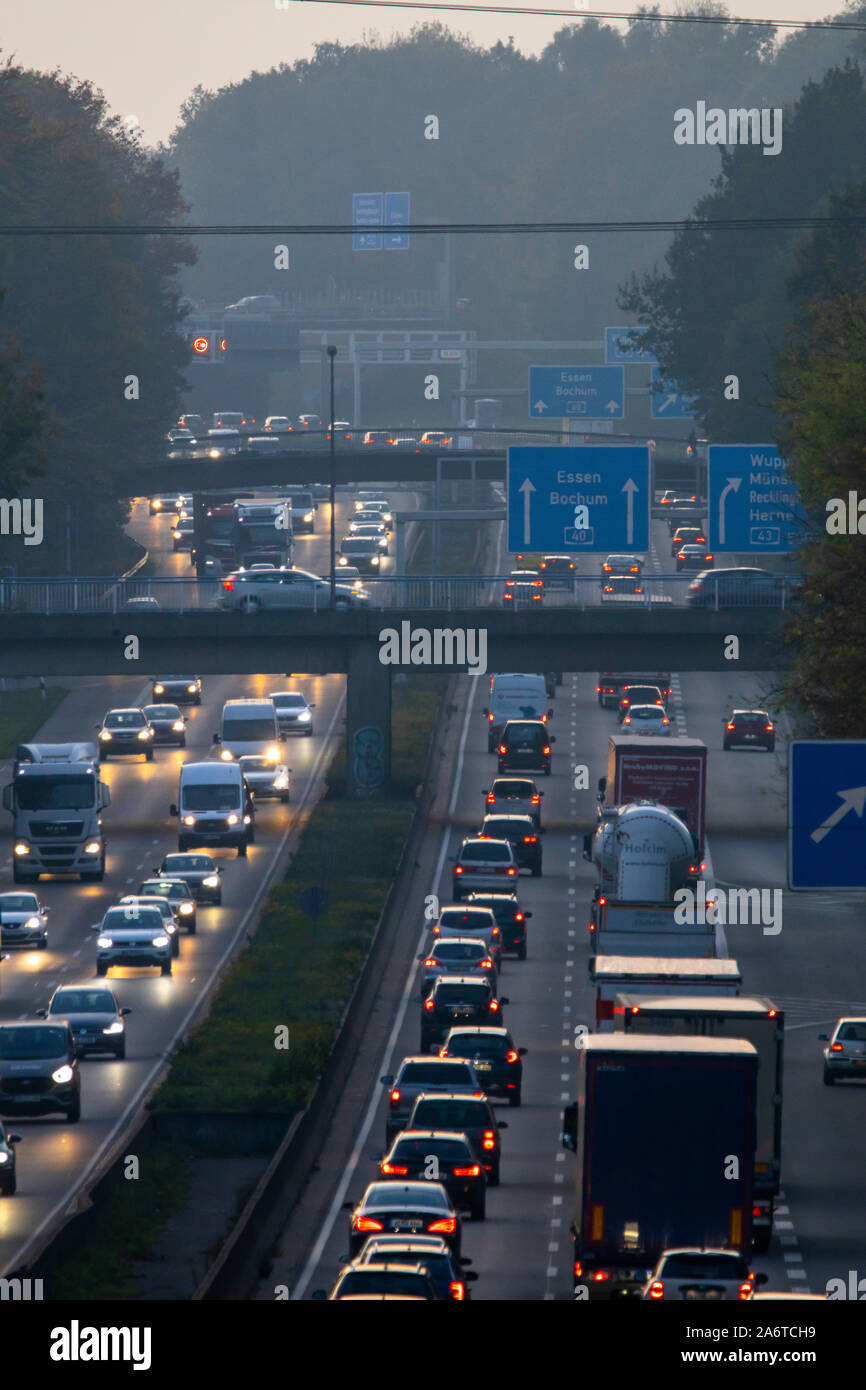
0, 686, 67, 755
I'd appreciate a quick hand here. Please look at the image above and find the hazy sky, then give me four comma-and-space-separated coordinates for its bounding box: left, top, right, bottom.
2, 0, 845, 145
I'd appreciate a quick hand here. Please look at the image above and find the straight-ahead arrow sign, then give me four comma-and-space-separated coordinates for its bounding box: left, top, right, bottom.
533, 400, 549, 413
519, 477, 536, 545
718, 477, 741, 546
622, 477, 638, 545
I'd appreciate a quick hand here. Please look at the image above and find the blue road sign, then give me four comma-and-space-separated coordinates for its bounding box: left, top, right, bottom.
507, 445, 650, 553
708, 444, 805, 553
528, 365, 624, 420
385, 191, 410, 250
650, 367, 697, 419
605, 327, 659, 365
789, 741, 866, 889
352, 193, 383, 250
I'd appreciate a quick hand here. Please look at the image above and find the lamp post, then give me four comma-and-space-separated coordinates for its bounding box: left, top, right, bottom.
327, 345, 337, 608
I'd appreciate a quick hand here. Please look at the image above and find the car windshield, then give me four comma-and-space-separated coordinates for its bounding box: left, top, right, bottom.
482, 819, 524, 837
106, 711, 145, 727
628, 707, 662, 720
222, 719, 276, 742
412, 1100, 484, 1127
504, 727, 543, 747
467, 898, 517, 921
0, 1026, 68, 1059
735, 713, 766, 723
393, 1138, 470, 1161
365, 1251, 449, 1277
342, 539, 377, 554
14, 774, 96, 810
139, 881, 180, 898
400, 1063, 472, 1085
367, 1185, 449, 1210
448, 1035, 507, 1056
182, 784, 240, 811
163, 855, 211, 871
435, 983, 489, 1004
103, 908, 163, 930
273, 695, 305, 708
661, 1254, 749, 1280
439, 909, 494, 928
459, 843, 510, 863
434, 944, 485, 962
240, 758, 275, 773
143, 706, 179, 719
337, 1272, 429, 1296
836, 1023, 866, 1041
493, 781, 532, 797
492, 695, 541, 712
0, 894, 39, 911
50, 991, 115, 1014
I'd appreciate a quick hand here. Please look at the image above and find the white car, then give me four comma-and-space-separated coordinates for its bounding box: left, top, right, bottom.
619, 704, 672, 736
0, 891, 50, 949
641, 1248, 766, 1301
820, 1017, 866, 1083
430, 904, 502, 968
269, 690, 315, 737
93, 905, 172, 977
220, 567, 367, 612
264, 416, 292, 432
483, 777, 543, 828
237, 755, 290, 803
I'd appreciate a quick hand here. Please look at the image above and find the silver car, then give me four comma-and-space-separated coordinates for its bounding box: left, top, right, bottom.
37, 984, 130, 1059
220, 567, 366, 612
450, 838, 518, 901
118, 896, 181, 956
0, 891, 50, 949
155, 852, 222, 904
418, 939, 498, 997
430, 905, 502, 968
619, 704, 672, 737
820, 1017, 866, 1083
641, 1249, 766, 1301
237, 755, 290, 803
94, 905, 173, 976
269, 691, 315, 737
483, 777, 543, 828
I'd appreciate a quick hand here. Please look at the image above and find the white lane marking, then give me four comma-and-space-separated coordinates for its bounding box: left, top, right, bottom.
6, 686, 347, 1277
293, 676, 478, 1301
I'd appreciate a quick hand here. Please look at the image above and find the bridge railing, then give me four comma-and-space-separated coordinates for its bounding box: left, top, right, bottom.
0, 574, 803, 614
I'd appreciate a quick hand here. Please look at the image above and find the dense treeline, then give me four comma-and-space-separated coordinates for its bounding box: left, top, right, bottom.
0, 60, 193, 574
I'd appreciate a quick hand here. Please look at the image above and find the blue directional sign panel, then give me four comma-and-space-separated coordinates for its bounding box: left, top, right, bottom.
528, 365, 624, 420
507, 445, 650, 553
650, 367, 697, 420
385, 192, 410, 250
708, 444, 805, 553
789, 741, 866, 889
352, 193, 383, 250
605, 327, 659, 365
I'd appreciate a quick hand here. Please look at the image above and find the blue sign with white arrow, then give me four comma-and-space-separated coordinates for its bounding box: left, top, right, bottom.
605, 327, 658, 365
385, 191, 410, 250
507, 445, 649, 553
650, 367, 697, 419
708, 444, 805, 553
528, 365, 624, 420
352, 193, 383, 250
789, 741, 866, 889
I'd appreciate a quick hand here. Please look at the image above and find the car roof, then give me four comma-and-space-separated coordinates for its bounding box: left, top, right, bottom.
444, 1026, 509, 1039
429, 938, 488, 951
360, 1182, 451, 1203
731, 708, 769, 716
391, 1130, 471, 1144
482, 813, 534, 823
397, 1056, 476, 1069
412, 1091, 489, 1105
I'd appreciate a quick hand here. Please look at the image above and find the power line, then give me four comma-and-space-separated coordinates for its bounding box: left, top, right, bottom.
290, 0, 866, 33
2, 216, 866, 235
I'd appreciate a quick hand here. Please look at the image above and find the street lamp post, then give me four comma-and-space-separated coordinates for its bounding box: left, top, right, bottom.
327, 345, 337, 608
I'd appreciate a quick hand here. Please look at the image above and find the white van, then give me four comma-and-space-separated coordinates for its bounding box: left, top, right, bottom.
484, 673, 551, 752
214, 699, 283, 762
170, 761, 254, 857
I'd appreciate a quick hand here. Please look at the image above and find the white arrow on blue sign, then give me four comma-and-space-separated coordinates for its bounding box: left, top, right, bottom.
604, 327, 659, 365
507, 445, 649, 553
352, 193, 383, 251
708, 444, 806, 553
384, 192, 410, 250
789, 741, 866, 888
528, 365, 624, 420
650, 367, 697, 419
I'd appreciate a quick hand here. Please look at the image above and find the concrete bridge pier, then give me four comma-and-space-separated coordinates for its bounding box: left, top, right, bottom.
346, 640, 392, 798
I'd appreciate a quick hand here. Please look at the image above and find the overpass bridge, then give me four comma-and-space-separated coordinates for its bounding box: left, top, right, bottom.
0, 608, 791, 796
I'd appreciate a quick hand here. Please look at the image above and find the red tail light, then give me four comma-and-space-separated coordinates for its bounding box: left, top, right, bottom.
541, 713, 548, 722
489, 999, 500, 1011
524, 835, 537, 843
454, 866, 463, 875
428, 1217, 457, 1234
648, 1280, 664, 1300
831, 1042, 843, 1052
515, 912, 524, 921
726, 722, 736, 729
480, 959, 494, 969
491, 927, 500, 937
704, 555, 713, 561
450, 1281, 466, 1300
438, 1047, 448, 1057
354, 1216, 384, 1232
389, 1089, 400, 1105
222, 580, 234, 591
543, 746, 550, 755
423, 958, 437, 967
766, 723, 774, 731
488, 712, 494, 722
530, 795, 540, 805
381, 1162, 408, 1175
738, 1283, 752, 1300
499, 745, 506, 754
506, 1049, 519, 1063
595, 686, 601, 693
506, 867, 516, 876
623, 718, 631, 725
661, 718, 669, 725
453, 1165, 480, 1177
629, 565, 639, 573
574, 1261, 583, 1278
432, 925, 441, 935
424, 999, 435, 1011
487, 793, 495, 803
482, 1132, 496, 1149
592, 1270, 609, 1282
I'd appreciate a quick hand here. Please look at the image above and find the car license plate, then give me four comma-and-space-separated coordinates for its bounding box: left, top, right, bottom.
391, 1218, 422, 1231
744, 734, 756, 740
473, 1060, 492, 1072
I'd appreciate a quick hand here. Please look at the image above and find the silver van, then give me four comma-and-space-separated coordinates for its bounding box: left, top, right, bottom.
214, 698, 283, 762
170, 761, 254, 857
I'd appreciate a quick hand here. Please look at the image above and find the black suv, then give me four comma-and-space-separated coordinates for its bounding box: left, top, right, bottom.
0, 1021, 80, 1122
465, 892, 531, 960
498, 720, 554, 775
420, 977, 508, 1052
439, 1026, 527, 1106
408, 1093, 507, 1185
478, 813, 542, 875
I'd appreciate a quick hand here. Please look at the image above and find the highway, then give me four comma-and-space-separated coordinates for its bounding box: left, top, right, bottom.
253, 511, 866, 1301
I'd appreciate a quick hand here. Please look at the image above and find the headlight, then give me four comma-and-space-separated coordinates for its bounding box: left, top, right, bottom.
0, 1152, 9, 1164
99, 730, 112, 740
25, 916, 42, 930
84, 840, 101, 854
138, 729, 152, 740
182, 815, 196, 826
265, 746, 279, 761
103, 1021, 124, 1034
187, 684, 197, 693
378, 538, 387, 548
203, 875, 219, 888
172, 720, 185, 732
153, 935, 170, 948
152, 500, 162, 510
297, 711, 311, 722
13, 842, 30, 856
179, 902, 194, 915
52, 1065, 74, 1085
220, 749, 234, 761
97, 936, 113, 948
383, 513, 392, 523
370, 555, 380, 566
154, 684, 165, 695
226, 814, 239, 826
172, 529, 182, 539
304, 512, 313, 522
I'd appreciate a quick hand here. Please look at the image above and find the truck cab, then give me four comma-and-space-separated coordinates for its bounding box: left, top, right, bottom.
2, 759, 110, 882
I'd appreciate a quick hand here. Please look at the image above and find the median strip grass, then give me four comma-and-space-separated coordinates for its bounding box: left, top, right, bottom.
0, 685, 67, 756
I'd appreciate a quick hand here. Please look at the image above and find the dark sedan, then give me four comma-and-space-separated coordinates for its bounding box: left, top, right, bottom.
344, 1181, 461, 1257
438, 1026, 527, 1105
379, 1130, 487, 1219
420, 977, 506, 1051
140, 704, 187, 747
464, 891, 530, 960
37, 985, 130, 1059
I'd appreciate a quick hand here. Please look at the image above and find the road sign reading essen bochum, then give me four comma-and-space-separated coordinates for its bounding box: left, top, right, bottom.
507, 445, 650, 553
